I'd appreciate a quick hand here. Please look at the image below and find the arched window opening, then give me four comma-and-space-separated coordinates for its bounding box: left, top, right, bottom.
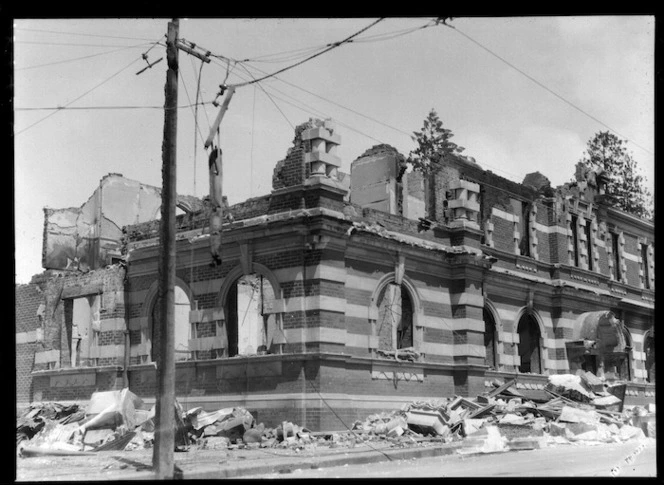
150, 286, 191, 362
484, 308, 497, 369
602, 327, 633, 381
376, 283, 414, 351
226, 274, 276, 357
517, 313, 542, 374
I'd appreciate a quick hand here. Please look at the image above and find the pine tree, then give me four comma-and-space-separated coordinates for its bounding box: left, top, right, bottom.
408, 109, 464, 174
578, 131, 653, 219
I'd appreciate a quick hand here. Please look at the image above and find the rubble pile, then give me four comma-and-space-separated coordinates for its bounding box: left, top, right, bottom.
17, 374, 655, 458
17, 402, 84, 446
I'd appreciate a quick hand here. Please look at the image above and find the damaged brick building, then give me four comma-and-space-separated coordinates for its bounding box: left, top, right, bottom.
16, 119, 655, 431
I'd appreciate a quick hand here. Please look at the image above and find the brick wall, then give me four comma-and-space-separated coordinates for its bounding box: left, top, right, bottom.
272, 121, 317, 190
492, 217, 514, 253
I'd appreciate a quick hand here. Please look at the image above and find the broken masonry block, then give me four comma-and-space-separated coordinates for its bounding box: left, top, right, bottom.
406, 410, 448, 436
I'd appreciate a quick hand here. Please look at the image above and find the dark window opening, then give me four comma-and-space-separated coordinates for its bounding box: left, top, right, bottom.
484, 308, 497, 368
517, 313, 542, 373
585, 221, 593, 271
642, 244, 650, 289
571, 214, 579, 267
520, 203, 531, 257
611, 233, 621, 280
645, 335, 655, 383
397, 290, 413, 349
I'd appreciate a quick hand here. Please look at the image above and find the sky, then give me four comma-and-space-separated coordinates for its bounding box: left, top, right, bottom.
14, 16, 655, 284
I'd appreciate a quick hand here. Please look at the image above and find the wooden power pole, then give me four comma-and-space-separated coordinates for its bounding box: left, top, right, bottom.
153, 18, 179, 479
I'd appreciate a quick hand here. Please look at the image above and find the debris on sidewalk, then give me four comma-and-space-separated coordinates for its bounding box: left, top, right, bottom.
16, 371, 652, 458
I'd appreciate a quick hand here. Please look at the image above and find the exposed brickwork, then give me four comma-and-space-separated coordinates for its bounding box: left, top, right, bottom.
98, 330, 125, 346
195, 321, 217, 338
20, 119, 654, 415
421, 300, 453, 318
281, 279, 344, 299
492, 217, 515, 253
423, 327, 453, 344
625, 259, 640, 287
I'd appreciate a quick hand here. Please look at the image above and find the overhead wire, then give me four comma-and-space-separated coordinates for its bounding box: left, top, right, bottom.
231, 64, 530, 188
237, 58, 525, 181
227, 18, 385, 88
16, 40, 154, 48
222, 62, 386, 144
443, 23, 653, 156
14, 26, 158, 41
15, 43, 157, 71
351, 19, 437, 43
193, 59, 205, 197
15, 56, 142, 135
15, 102, 213, 111
238, 64, 294, 130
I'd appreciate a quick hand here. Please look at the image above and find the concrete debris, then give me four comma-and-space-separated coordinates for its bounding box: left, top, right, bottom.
17, 373, 651, 458
546, 374, 594, 403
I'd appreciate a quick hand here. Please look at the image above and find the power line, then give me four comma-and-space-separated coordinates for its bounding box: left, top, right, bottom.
235, 19, 435, 63
14, 26, 159, 42
240, 60, 413, 138
16, 40, 154, 48
15, 102, 213, 111
15, 43, 157, 71
352, 20, 437, 43
236, 61, 523, 181
178, 69, 209, 148
229, 18, 385, 88
445, 24, 653, 157
239, 64, 294, 130
15, 57, 142, 135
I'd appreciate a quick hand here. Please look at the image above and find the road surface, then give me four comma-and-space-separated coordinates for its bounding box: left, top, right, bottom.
245, 439, 657, 478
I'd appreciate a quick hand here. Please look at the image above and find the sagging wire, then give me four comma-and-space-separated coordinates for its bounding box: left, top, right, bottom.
239, 63, 294, 130
227, 18, 385, 89
16, 56, 142, 135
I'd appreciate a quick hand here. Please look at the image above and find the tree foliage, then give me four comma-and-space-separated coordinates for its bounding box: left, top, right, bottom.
577, 131, 653, 219
408, 109, 464, 174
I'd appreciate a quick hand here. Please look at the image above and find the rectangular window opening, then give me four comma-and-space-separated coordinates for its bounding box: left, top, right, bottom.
571, 214, 579, 267
612, 233, 621, 281
642, 244, 650, 289
585, 220, 593, 271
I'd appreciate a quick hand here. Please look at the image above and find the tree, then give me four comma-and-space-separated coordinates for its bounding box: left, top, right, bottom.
577, 131, 653, 219
408, 108, 464, 174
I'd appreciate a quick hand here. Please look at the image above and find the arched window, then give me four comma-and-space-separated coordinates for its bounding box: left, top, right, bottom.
376, 282, 414, 351
150, 285, 192, 362
484, 308, 497, 369
517, 312, 542, 373
225, 273, 276, 357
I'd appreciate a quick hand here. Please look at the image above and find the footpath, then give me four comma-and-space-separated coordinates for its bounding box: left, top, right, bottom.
16, 439, 467, 481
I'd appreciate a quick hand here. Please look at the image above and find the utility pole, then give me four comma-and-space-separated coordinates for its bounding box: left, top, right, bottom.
153, 18, 178, 480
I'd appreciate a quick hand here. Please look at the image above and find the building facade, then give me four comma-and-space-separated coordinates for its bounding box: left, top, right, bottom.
16, 119, 655, 430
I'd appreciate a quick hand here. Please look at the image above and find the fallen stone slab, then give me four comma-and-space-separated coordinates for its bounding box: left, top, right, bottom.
406, 409, 447, 436
558, 406, 600, 425
580, 371, 605, 394
456, 426, 507, 455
